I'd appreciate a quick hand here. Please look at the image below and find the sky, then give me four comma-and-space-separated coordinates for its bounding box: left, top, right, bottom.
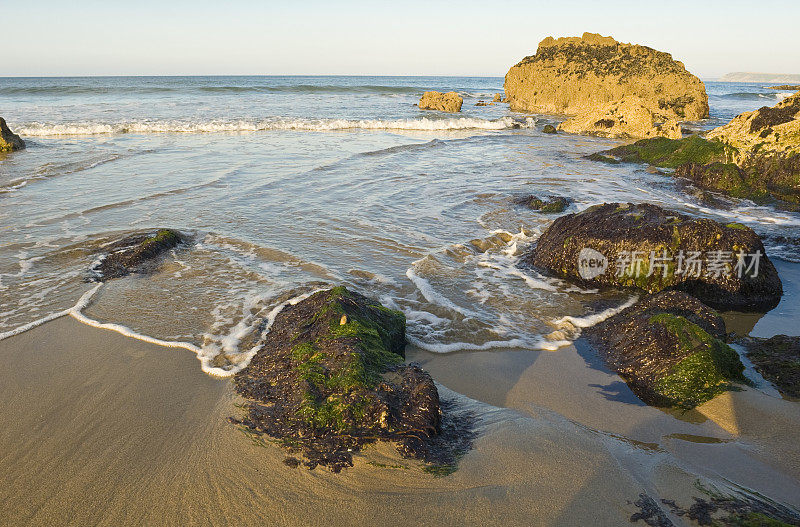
4, 0, 800, 78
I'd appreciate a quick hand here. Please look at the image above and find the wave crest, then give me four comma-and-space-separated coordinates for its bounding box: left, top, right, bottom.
17, 116, 536, 136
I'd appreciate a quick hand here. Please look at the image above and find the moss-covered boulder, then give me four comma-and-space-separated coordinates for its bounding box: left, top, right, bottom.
0, 117, 25, 153
542, 124, 558, 134
418, 91, 463, 113
586, 291, 747, 408
93, 229, 184, 280
232, 287, 443, 471
525, 203, 782, 311
513, 194, 571, 213
740, 335, 800, 398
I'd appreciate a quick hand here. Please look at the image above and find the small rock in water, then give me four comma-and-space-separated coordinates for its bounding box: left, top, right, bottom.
513, 194, 571, 213
418, 91, 462, 112
0, 117, 25, 152
93, 228, 184, 280
542, 124, 558, 134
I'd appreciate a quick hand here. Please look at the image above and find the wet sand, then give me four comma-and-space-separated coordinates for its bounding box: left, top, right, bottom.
2, 308, 800, 525
0, 316, 660, 526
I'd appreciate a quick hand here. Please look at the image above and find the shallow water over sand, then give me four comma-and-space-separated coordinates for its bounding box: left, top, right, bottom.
2, 77, 800, 374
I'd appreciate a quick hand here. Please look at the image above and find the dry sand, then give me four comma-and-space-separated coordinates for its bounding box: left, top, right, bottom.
1, 315, 799, 526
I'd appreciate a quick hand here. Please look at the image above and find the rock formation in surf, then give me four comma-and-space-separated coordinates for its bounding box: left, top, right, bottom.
513, 195, 570, 213
525, 202, 782, 311
503, 32, 709, 138
418, 91, 463, 113
0, 117, 25, 152
739, 335, 800, 398
542, 124, 557, 134
589, 93, 800, 205
557, 98, 684, 139
586, 291, 747, 408
231, 287, 447, 471
93, 229, 184, 280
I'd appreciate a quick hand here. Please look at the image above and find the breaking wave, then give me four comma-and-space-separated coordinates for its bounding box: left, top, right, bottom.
17, 116, 536, 136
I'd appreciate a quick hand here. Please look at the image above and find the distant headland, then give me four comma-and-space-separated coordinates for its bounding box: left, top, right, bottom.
719, 72, 800, 83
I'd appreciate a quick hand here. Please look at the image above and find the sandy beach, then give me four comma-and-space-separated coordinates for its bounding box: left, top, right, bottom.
1, 311, 798, 526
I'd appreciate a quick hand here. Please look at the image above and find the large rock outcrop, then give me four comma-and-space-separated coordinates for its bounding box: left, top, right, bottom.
589, 93, 800, 204
232, 286, 443, 471
586, 291, 747, 408
418, 91, 463, 113
525, 203, 782, 311
706, 90, 800, 162
504, 33, 709, 123
557, 97, 683, 139
0, 117, 25, 152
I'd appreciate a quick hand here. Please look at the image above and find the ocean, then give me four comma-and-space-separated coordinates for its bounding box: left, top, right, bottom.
1, 75, 798, 376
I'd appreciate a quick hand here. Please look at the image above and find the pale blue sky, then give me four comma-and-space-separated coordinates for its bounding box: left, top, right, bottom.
4, 0, 799, 78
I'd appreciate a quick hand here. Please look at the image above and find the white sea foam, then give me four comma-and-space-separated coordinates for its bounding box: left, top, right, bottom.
405, 266, 477, 318
17, 116, 536, 136
0, 281, 323, 377
406, 333, 571, 354
553, 296, 639, 329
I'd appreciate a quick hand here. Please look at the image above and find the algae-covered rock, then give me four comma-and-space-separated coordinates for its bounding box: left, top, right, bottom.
707, 91, 800, 161
0, 117, 25, 153
542, 124, 557, 134
93, 228, 184, 280
740, 335, 800, 398
513, 194, 571, 213
504, 32, 709, 121
586, 291, 747, 408
418, 91, 463, 112
525, 203, 782, 311
558, 98, 683, 139
232, 287, 444, 471
594, 135, 734, 168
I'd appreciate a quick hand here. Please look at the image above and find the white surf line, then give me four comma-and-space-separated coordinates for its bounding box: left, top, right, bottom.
553, 295, 639, 329
0, 282, 326, 378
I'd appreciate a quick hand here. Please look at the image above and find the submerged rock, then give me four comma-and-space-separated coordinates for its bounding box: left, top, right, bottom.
525, 202, 782, 311
558, 98, 683, 139
93, 229, 184, 280
232, 287, 445, 471
0, 117, 25, 152
504, 32, 709, 121
418, 91, 463, 113
514, 194, 571, 213
586, 291, 747, 408
740, 335, 800, 398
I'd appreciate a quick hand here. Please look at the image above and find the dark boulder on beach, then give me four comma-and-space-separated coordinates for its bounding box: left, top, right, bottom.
525, 202, 782, 311
586, 291, 747, 408
514, 194, 570, 213
232, 286, 444, 471
92, 228, 184, 280
739, 335, 800, 398
0, 117, 25, 152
